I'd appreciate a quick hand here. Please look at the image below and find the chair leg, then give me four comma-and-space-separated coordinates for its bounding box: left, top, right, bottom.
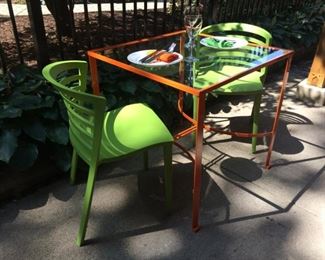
252, 94, 262, 153
70, 149, 78, 185
143, 150, 149, 171
163, 143, 173, 211
76, 164, 98, 246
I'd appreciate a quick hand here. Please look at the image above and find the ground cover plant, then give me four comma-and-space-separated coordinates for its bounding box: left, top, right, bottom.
0, 65, 71, 172
0, 62, 190, 172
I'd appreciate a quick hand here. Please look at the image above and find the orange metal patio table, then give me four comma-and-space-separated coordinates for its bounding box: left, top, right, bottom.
87, 30, 294, 232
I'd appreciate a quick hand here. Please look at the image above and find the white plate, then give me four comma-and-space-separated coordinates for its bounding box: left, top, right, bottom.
127, 50, 183, 67
200, 36, 248, 49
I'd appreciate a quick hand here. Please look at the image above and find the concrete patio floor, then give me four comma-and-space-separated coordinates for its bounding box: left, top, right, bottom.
0, 59, 324, 259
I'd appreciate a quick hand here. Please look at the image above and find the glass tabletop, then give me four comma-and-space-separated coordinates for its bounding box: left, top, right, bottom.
90, 31, 293, 94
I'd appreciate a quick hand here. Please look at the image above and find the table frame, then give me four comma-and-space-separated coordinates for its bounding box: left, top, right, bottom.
87, 30, 294, 232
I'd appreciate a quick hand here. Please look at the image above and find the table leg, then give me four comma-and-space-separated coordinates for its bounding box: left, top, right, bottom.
88, 56, 100, 95
192, 93, 205, 232
179, 33, 185, 82
265, 56, 293, 169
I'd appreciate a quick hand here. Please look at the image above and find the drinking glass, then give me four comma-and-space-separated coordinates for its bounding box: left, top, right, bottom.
184, 5, 203, 62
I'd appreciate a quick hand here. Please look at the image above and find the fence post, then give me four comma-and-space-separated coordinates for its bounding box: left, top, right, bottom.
26, 0, 49, 68
0, 42, 7, 74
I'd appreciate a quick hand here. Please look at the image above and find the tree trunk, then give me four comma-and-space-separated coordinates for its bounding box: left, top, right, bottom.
44, 0, 73, 37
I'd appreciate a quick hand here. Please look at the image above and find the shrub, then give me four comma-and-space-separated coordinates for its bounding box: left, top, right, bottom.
251, 1, 325, 49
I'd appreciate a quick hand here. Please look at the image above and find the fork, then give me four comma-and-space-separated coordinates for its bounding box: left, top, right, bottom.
144, 42, 176, 63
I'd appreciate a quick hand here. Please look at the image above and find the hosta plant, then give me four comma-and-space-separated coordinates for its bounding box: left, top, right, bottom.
0, 62, 191, 172
97, 62, 192, 129
0, 64, 71, 172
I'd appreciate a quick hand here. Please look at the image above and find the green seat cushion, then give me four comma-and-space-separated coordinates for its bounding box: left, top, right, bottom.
194, 65, 263, 94
100, 103, 173, 160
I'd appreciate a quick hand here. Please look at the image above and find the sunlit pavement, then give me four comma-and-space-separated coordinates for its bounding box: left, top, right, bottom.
0, 59, 324, 259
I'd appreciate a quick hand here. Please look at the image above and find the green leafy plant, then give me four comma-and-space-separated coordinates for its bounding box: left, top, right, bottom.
0, 64, 71, 171
252, 1, 325, 49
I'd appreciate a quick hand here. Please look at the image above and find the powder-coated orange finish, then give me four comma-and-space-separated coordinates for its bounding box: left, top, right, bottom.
87, 30, 294, 232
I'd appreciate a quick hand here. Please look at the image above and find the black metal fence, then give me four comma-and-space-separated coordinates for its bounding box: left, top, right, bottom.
0, 0, 316, 72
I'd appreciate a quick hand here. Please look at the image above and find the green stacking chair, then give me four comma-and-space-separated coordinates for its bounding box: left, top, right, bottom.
196, 23, 272, 152
42, 60, 173, 246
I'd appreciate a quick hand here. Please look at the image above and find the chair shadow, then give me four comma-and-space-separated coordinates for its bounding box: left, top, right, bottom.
32, 153, 325, 247
202, 90, 325, 229
88, 157, 325, 246
205, 110, 313, 155
85, 161, 231, 245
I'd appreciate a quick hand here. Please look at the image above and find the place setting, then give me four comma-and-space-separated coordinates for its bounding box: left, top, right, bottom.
127, 42, 183, 67
200, 36, 248, 49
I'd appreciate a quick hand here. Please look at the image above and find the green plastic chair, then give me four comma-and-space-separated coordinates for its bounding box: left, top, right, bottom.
42, 60, 173, 246
196, 23, 272, 152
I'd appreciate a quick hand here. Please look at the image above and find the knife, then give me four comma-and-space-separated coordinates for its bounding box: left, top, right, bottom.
139, 43, 171, 63
139, 49, 161, 63
145, 50, 167, 63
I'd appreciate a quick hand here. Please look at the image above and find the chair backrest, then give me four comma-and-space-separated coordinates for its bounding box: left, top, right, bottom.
200, 23, 272, 46
42, 60, 106, 164
199, 23, 273, 77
